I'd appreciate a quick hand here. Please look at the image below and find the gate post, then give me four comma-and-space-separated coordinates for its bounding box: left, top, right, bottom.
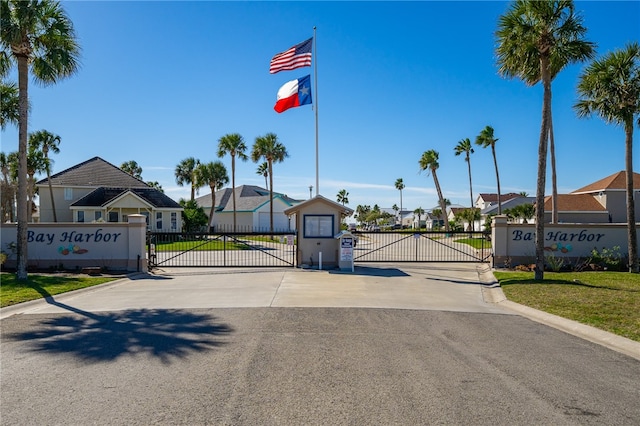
491, 215, 509, 268
128, 214, 148, 272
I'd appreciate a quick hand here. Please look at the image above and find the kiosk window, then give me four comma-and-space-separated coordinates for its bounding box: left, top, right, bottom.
303, 215, 334, 238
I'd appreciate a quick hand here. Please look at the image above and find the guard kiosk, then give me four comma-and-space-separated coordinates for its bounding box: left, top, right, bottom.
335, 230, 355, 272
283, 195, 354, 269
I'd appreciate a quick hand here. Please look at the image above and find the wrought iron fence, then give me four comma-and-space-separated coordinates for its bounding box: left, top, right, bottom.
147, 230, 297, 268
352, 230, 491, 263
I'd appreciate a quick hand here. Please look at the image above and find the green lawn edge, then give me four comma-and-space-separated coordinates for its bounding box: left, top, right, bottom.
493, 270, 640, 342
1, 273, 118, 308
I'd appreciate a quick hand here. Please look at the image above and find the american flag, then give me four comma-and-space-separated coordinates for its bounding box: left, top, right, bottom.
269, 38, 313, 74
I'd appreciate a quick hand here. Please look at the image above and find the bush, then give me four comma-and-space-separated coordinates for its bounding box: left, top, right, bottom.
590, 246, 624, 271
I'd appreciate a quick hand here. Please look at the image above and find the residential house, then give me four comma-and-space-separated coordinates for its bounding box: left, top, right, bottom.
544, 171, 640, 223
475, 192, 522, 210
195, 185, 302, 231
36, 157, 183, 230
481, 196, 535, 225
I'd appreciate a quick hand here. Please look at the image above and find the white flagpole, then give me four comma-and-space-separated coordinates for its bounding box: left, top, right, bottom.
313, 26, 319, 196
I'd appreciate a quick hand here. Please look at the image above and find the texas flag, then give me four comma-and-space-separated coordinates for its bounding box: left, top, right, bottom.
274, 75, 312, 113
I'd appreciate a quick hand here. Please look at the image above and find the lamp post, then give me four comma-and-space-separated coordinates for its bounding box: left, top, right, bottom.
309, 185, 313, 199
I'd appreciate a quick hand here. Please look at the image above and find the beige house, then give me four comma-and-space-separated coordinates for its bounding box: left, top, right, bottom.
547, 171, 640, 223
36, 157, 183, 231
195, 185, 301, 231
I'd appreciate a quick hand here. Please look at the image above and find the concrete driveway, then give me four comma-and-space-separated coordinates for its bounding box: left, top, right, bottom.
2, 263, 507, 315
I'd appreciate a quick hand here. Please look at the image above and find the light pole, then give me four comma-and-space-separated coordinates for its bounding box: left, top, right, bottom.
309, 185, 313, 199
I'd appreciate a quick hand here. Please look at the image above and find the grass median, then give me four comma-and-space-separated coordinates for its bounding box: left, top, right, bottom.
1, 273, 118, 308
493, 271, 640, 342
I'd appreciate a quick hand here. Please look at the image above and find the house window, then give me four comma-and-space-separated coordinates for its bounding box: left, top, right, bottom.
141, 211, 150, 227
156, 212, 163, 230
94, 211, 102, 221
77, 211, 84, 223
108, 211, 119, 222
64, 188, 73, 200
171, 212, 177, 230
303, 214, 334, 238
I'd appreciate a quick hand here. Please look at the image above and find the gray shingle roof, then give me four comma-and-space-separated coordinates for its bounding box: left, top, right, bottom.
36, 156, 149, 188
195, 185, 301, 211
71, 187, 182, 209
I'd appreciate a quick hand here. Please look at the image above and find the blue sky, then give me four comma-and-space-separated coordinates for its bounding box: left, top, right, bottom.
2, 1, 639, 214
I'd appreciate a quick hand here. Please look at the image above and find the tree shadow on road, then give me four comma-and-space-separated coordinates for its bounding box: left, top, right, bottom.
5, 284, 233, 364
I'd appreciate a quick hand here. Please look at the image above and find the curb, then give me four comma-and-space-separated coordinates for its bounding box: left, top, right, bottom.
0, 272, 146, 320
477, 265, 640, 362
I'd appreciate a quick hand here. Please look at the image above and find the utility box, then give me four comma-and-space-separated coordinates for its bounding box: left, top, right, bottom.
335, 230, 355, 272
283, 195, 354, 269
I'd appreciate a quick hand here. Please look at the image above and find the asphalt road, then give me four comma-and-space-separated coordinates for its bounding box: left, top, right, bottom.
2, 307, 639, 425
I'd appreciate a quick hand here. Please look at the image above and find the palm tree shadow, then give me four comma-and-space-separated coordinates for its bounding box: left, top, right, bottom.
6, 285, 233, 364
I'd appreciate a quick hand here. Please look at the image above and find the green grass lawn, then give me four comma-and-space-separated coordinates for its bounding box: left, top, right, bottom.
454, 237, 492, 249
494, 271, 640, 342
0, 273, 117, 308
151, 236, 290, 252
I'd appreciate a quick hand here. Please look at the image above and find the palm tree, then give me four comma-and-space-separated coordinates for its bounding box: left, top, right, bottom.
475, 126, 502, 215
175, 157, 200, 201
392, 203, 399, 223
146, 181, 163, 192
0, 81, 19, 129
575, 42, 640, 273
496, 0, 595, 279
419, 150, 450, 232
25, 146, 46, 222
28, 129, 60, 221
251, 133, 288, 231
454, 138, 475, 229
337, 189, 349, 205
195, 161, 229, 229
120, 160, 142, 179
414, 207, 425, 229
256, 162, 269, 190
218, 133, 248, 232
394, 178, 405, 224
1, 0, 81, 280
0, 151, 17, 222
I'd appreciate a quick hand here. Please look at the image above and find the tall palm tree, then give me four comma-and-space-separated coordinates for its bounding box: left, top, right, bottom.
1, 0, 81, 280
336, 189, 349, 206
454, 138, 475, 229
394, 178, 405, 225
475, 126, 501, 215
217, 133, 248, 232
496, 0, 595, 279
120, 160, 142, 179
175, 157, 200, 201
419, 150, 450, 232
256, 162, 269, 190
575, 42, 640, 273
28, 129, 60, 221
251, 133, 288, 231
195, 161, 229, 229
0, 81, 19, 129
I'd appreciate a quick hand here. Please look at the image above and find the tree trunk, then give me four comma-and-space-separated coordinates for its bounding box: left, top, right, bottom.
625, 120, 638, 273
268, 161, 274, 232
208, 185, 216, 229
231, 155, 236, 232
467, 157, 474, 231
48, 171, 57, 222
16, 54, 29, 280
492, 145, 502, 215
535, 57, 552, 281
549, 112, 558, 224
432, 169, 450, 232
